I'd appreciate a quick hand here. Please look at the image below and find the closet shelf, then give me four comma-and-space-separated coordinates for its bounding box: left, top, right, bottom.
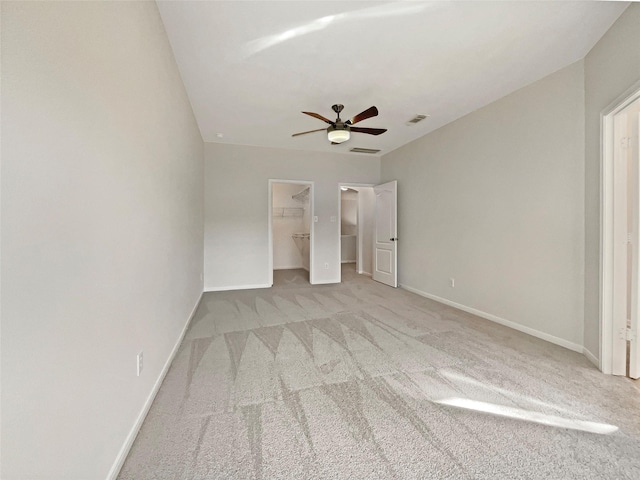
273, 207, 304, 217
292, 187, 310, 202
292, 233, 310, 239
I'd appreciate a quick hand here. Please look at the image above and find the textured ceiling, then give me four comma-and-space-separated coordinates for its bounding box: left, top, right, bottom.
157, 1, 628, 156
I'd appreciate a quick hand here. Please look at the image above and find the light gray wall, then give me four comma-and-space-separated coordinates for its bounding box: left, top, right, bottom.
584, 4, 640, 358
1, 2, 204, 479
382, 60, 585, 348
204, 143, 380, 289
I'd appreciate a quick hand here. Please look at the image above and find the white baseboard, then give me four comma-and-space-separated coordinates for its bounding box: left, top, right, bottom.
314, 278, 341, 285
358, 271, 372, 277
341, 260, 356, 264
107, 292, 203, 480
400, 284, 584, 353
205, 283, 271, 292
583, 347, 599, 368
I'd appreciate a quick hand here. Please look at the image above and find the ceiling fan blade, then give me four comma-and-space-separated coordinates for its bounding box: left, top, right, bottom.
350, 126, 387, 136
347, 106, 378, 125
302, 111, 334, 125
291, 128, 327, 137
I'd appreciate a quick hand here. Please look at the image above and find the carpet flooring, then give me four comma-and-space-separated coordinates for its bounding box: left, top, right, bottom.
118, 265, 640, 479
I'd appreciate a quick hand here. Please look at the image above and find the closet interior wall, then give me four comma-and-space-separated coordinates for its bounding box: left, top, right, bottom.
341, 189, 358, 263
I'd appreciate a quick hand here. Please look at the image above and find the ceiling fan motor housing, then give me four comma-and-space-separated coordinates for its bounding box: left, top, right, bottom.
328, 121, 349, 132
327, 120, 351, 132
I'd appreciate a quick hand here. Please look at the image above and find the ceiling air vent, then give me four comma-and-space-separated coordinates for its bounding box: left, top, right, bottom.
406, 114, 429, 125
350, 147, 381, 154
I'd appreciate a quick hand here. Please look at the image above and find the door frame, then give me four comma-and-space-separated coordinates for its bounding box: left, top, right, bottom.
268, 179, 315, 285
600, 80, 640, 374
337, 183, 375, 283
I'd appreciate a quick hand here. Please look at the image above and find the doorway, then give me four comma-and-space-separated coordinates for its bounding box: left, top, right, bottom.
268, 180, 314, 286
338, 184, 375, 282
601, 83, 640, 378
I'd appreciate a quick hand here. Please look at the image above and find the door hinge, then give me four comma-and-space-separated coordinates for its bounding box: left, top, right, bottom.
621, 327, 637, 342
620, 137, 631, 149
628, 232, 633, 244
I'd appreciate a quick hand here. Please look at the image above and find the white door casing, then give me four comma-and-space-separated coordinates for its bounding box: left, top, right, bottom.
601, 83, 640, 376
373, 181, 397, 287
631, 111, 640, 379
611, 111, 629, 375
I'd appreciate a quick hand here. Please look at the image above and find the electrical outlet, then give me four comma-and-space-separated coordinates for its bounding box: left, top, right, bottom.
137, 351, 144, 376
324, 262, 329, 269
450, 278, 455, 288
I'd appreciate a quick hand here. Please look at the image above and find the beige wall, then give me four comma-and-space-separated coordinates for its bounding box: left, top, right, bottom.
382, 60, 586, 349
1, 2, 204, 478
584, 4, 640, 358
204, 143, 380, 289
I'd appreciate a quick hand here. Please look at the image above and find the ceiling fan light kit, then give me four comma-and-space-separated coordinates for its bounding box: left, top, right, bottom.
327, 127, 350, 143
292, 103, 387, 145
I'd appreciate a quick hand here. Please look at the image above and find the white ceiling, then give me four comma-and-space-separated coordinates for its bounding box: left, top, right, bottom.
157, 1, 628, 156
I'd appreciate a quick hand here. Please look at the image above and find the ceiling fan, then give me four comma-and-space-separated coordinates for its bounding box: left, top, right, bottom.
292, 104, 387, 144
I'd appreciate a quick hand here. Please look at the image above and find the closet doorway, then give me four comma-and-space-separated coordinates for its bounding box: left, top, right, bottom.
338, 184, 375, 282
268, 180, 314, 286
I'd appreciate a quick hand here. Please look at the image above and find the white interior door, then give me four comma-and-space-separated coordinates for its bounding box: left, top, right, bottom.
373, 181, 397, 287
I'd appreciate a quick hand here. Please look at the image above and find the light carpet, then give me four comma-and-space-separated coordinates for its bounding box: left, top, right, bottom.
119, 265, 640, 479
